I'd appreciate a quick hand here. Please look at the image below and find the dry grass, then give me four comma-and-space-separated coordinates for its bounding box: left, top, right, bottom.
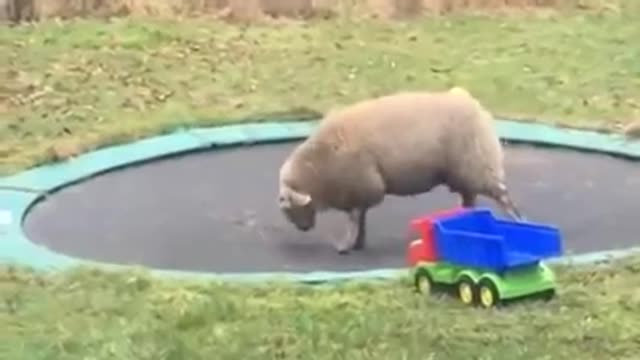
3, 0, 622, 22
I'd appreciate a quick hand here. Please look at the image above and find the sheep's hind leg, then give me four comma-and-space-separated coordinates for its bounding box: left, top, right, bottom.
488, 182, 524, 220
460, 192, 476, 208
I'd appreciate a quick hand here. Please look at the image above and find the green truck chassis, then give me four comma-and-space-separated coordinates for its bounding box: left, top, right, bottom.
412, 261, 557, 308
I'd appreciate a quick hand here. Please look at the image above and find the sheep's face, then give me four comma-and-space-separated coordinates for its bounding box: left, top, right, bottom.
278, 186, 316, 232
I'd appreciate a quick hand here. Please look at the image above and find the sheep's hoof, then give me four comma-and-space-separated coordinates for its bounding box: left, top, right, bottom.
352, 238, 366, 250
335, 244, 352, 255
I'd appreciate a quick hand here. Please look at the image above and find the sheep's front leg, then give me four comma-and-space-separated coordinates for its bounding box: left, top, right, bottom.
352, 208, 368, 250
335, 209, 366, 254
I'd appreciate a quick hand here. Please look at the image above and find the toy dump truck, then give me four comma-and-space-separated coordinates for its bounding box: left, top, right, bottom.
407, 207, 563, 308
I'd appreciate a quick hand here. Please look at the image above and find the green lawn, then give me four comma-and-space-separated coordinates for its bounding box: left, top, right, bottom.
1, 5, 640, 174
2, 259, 640, 360
2, 3, 640, 359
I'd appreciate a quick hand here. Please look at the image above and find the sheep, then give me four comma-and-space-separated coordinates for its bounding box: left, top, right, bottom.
277, 87, 523, 254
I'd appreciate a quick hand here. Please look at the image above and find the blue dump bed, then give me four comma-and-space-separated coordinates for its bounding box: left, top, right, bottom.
432, 208, 563, 273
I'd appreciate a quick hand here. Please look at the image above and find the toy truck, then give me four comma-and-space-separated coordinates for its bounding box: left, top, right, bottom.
407, 207, 563, 308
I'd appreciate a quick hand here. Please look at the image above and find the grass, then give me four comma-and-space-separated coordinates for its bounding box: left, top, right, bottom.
2, 2, 640, 359
12, 0, 616, 21
1, 3, 640, 173
2, 259, 640, 359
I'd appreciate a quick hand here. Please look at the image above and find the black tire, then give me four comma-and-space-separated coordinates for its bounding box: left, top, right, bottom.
414, 269, 435, 297
456, 275, 478, 305
540, 288, 556, 302
477, 278, 501, 308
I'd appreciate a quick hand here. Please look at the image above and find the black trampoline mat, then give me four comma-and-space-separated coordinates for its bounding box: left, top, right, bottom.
23, 142, 640, 273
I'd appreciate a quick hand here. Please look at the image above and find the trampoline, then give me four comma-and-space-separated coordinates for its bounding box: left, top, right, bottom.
2, 119, 640, 282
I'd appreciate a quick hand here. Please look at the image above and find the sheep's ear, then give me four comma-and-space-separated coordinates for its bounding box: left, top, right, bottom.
278, 191, 293, 208
278, 194, 290, 208
279, 187, 312, 207
289, 190, 312, 207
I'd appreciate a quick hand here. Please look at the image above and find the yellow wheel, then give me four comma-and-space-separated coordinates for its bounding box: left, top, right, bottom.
414, 270, 434, 297
457, 276, 477, 305
478, 279, 500, 308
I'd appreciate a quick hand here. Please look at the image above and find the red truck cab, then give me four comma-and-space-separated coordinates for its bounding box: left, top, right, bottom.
406, 207, 467, 267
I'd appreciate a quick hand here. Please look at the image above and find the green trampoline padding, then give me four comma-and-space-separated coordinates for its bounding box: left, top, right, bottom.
1, 119, 640, 284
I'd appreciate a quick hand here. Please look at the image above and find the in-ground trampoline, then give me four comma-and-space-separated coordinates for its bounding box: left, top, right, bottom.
1, 119, 640, 282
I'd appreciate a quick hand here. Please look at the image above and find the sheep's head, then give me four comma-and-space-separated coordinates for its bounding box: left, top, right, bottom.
278, 185, 316, 232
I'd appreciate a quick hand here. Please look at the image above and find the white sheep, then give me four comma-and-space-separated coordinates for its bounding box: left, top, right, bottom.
277, 87, 522, 254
